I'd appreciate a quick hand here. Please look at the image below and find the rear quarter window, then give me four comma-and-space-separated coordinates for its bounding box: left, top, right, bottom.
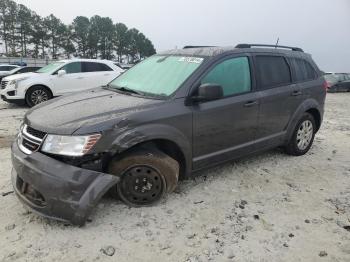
255, 56, 292, 89
291, 58, 318, 82
83, 62, 113, 72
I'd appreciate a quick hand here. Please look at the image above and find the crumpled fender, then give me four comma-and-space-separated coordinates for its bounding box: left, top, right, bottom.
106, 123, 192, 174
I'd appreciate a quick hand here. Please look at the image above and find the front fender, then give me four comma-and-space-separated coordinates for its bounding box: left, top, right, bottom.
105, 123, 192, 174
20, 77, 53, 95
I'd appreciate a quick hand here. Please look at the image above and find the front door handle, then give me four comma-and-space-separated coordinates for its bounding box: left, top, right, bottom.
291, 90, 302, 96
76, 77, 85, 80
244, 101, 258, 107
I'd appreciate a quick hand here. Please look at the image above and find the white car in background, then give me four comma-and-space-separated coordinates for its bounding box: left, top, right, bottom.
0, 64, 20, 78
0, 59, 123, 107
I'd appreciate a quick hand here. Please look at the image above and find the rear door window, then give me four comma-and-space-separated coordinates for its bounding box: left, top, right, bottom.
255, 56, 291, 89
201, 56, 251, 96
82, 62, 113, 72
61, 62, 82, 74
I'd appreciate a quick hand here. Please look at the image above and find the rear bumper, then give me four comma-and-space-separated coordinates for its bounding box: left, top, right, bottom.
11, 141, 119, 225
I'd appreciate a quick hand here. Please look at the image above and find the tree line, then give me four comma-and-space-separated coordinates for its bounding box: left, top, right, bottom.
0, 0, 156, 62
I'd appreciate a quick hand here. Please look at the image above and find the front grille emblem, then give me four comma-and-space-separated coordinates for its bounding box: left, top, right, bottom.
18, 125, 46, 154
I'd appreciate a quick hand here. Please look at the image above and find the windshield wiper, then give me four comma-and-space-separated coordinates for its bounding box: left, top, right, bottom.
107, 85, 144, 96
104, 85, 167, 100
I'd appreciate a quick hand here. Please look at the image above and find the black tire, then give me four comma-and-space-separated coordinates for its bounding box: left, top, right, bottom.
108, 148, 179, 207
285, 113, 316, 156
25, 86, 52, 107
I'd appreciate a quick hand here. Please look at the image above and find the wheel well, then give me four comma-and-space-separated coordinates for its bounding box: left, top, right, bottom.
27, 85, 53, 98
118, 139, 187, 180
306, 108, 321, 131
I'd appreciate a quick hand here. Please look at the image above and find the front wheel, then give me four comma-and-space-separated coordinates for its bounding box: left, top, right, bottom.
25, 86, 52, 107
285, 113, 316, 156
108, 148, 179, 207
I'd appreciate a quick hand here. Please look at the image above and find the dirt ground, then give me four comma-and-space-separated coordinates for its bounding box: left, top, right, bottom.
0, 94, 349, 262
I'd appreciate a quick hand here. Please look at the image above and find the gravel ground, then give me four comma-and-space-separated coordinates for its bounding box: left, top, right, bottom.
0, 94, 349, 262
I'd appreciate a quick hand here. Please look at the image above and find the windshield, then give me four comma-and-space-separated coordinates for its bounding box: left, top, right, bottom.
36, 62, 64, 73
108, 55, 204, 97
9, 67, 21, 74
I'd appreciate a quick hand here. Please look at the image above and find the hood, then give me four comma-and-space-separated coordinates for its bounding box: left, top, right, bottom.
0, 71, 11, 76
25, 88, 164, 135
3, 72, 37, 81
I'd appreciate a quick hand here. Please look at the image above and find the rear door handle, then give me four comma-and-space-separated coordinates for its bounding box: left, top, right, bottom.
76, 77, 85, 80
244, 101, 258, 107
291, 90, 302, 96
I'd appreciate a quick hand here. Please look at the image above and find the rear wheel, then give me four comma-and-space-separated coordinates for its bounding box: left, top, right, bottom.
108, 148, 179, 207
25, 86, 52, 107
285, 113, 316, 156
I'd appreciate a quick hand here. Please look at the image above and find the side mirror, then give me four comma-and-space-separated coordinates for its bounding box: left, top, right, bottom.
192, 83, 223, 103
57, 69, 66, 77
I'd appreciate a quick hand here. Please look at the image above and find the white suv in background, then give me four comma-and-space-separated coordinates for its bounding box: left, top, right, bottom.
0, 64, 20, 79
0, 59, 123, 107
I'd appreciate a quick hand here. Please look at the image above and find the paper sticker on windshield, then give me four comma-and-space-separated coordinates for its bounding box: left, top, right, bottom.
178, 57, 203, 64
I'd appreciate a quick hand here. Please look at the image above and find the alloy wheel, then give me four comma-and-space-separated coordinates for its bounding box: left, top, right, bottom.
296, 120, 313, 150
30, 89, 48, 105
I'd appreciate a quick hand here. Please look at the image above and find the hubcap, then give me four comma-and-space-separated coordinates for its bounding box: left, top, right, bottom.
296, 120, 313, 150
31, 90, 48, 105
119, 165, 164, 205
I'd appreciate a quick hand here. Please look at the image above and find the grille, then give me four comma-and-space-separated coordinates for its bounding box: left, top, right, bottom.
18, 124, 46, 154
22, 137, 40, 151
26, 126, 46, 139
1, 80, 8, 89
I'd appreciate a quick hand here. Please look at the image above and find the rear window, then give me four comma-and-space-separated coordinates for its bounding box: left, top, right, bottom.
291, 58, 318, 82
82, 62, 113, 72
337, 74, 348, 82
255, 56, 292, 89
324, 74, 338, 84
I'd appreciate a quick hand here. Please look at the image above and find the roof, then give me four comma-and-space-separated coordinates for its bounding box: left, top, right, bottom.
58, 59, 115, 64
159, 45, 308, 58
0, 64, 20, 67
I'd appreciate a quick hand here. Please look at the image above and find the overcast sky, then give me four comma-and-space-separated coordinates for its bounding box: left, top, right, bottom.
15, 0, 350, 72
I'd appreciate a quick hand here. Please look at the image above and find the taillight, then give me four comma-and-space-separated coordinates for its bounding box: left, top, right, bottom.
323, 81, 329, 91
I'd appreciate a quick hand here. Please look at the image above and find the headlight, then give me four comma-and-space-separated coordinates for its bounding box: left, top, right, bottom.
9, 80, 17, 86
9, 77, 29, 88
41, 134, 101, 156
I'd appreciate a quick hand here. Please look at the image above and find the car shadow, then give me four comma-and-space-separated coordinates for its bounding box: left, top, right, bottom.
0, 102, 28, 110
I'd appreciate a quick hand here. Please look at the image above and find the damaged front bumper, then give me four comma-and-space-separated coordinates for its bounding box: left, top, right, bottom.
11, 141, 119, 226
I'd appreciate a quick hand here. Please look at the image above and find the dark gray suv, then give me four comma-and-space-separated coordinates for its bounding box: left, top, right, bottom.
11, 44, 326, 225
